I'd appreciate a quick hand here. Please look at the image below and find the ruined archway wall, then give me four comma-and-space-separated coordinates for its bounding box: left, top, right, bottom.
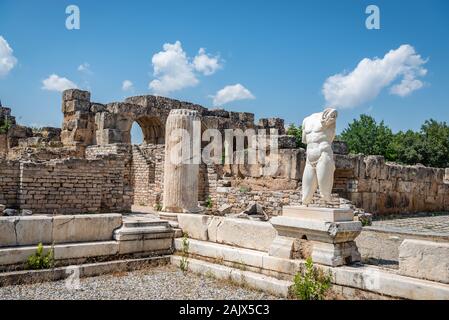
61, 90, 269, 149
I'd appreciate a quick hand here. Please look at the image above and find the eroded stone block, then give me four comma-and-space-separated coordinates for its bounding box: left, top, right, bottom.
399, 239, 449, 284
177, 214, 210, 241
15, 216, 52, 246
0, 217, 16, 247
215, 218, 277, 252
52, 214, 122, 244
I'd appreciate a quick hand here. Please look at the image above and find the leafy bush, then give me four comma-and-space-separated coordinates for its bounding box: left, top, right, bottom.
26, 243, 54, 270
292, 257, 332, 300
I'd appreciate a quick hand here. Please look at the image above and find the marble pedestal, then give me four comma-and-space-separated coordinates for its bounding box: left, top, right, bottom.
269, 206, 362, 266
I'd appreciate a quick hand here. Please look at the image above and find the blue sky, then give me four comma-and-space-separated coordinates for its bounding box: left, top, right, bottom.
1, 0, 448, 143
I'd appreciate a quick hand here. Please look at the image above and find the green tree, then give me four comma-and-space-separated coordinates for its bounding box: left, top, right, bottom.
340, 114, 393, 159
286, 123, 306, 149
420, 119, 449, 168
388, 130, 425, 165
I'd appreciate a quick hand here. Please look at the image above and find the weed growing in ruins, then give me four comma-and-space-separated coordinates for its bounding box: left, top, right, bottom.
205, 196, 213, 209
292, 257, 332, 300
30, 126, 44, 133
361, 218, 371, 227
179, 232, 190, 273
0, 118, 12, 134
154, 202, 163, 211
26, 243, 54, 270
239, 186, 251, 193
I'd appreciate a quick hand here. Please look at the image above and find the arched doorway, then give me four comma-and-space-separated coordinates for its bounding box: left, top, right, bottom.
136, 116, 164, 145
131, 122, 144, 145
130, 116, 165, 207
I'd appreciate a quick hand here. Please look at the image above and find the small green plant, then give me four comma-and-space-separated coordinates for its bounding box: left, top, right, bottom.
26, 243, 54, 270
154, 201, 162, 211
239, 186, 250, 193
292, 257, 332, 300
361, 219, 371, 227
205, 196, 213, 209
179, 232, 190, 273
0, 118, 12, 134
205, 270, 216, 279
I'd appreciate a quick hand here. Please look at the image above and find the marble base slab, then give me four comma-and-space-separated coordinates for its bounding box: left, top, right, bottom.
282, 206, 354, 222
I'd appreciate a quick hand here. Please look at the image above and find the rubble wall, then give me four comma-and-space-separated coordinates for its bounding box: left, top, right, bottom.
208, 151, 449, 215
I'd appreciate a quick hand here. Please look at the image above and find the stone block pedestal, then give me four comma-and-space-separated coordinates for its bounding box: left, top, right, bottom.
269, 206, 362, 266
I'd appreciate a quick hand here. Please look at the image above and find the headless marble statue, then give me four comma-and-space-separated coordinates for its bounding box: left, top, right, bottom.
301, 108, 337, 205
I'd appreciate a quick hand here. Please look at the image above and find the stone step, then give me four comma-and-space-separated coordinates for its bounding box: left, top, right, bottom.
170, 255, 292, 298
113, 225, 173, 241
0, 241, 120, 268
122, 219, 169, 228
173, 238, 302, 279
0, 256, 170, 287
173, 239, 449, 300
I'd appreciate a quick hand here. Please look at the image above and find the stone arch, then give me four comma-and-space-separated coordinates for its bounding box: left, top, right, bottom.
118, 114, 165, 145
135, 116, 165, 144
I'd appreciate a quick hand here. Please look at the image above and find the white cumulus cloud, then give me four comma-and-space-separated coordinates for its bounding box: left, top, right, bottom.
0, 36, 18, 77
212, 84, 255, 106
193, 48, 222, 76
42, 74, 78, 92
122, 80, 134, 91
149, 41, 198, 95
322, 44, 428, 109
149, 41, 223, 95
77, 62, 92, 74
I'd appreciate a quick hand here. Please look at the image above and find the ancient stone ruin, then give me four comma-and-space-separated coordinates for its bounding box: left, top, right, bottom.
0, 89, 448, 300
1, 89, 448, 216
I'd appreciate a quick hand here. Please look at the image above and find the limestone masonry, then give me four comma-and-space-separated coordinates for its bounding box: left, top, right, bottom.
0, 89, 448, 215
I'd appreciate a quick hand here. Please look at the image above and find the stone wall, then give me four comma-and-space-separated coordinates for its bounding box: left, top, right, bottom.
0, 134, 7, 158
0, 159, 20, 208
131, 144, 165, 207
207, 151, 449, 216
86, 143, 165, 208
335, 155, 449, 214
18, 157, 132, 214
0, 156, 132, 214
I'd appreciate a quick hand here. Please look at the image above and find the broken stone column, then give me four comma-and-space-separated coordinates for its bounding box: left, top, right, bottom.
60, 89, 95, 152
163, 109, 201, 213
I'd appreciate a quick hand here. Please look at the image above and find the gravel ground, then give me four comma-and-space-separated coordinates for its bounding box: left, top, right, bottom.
0, 265, 279, 300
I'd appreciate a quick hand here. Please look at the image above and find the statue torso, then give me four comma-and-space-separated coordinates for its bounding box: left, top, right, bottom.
303, 112, 336, 164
